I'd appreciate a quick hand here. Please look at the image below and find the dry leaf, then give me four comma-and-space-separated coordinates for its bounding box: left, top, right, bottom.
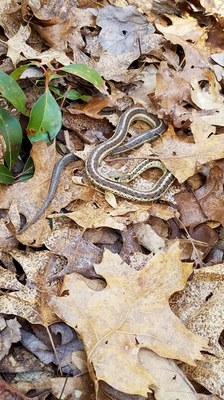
51, 375, 94, 400
156, 28, 209, 83
172, 263, 224, 352
62, 193, 177, 231
0, 317, 21, 362
6, 22, 73, 66
0, 266, 24, 290
130, 65, 158, 108
63, 109, 113, 137
0, 345, 48, 375
200, 0, 224, 17
175, 166, 224, 226
51, 242, 207, 396
45, 227, 102, 278
68, 96, 117, 119
0, 379, 38, 400
171, 264, 224, 398
199, 396, 222, 400
139, 349, 198, 400
155, 61, 191, 122
7, 24, 39, 66
154, 118, 224, 183
0, 250, 64, 324
89, 5, 162, 81
156, 14, 206, 42
120, 224, 141, 263
182, 356, 224, 400
0, 220, 18, 251
134, 222, 166, 252
0, 0, 21, 39
190, 72, 224, 126
21, 323, 84, 374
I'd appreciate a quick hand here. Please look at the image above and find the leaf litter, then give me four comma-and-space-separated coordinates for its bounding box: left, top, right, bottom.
0, 1, 223, 399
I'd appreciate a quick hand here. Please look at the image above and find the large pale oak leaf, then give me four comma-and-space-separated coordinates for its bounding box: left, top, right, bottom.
51, 242, 208, 397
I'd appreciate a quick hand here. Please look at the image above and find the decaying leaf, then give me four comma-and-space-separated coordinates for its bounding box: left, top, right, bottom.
175, 165, 224, 226
51, 242, 208, 396
51, 375, 94, 399
61, 193, 177, 231
7, 25, 39, 66
21, 323, 84, 375
182, 356, 224, 400
190, 72, 224, 126
0, 317, 21, 362
134, 222, 166, 253
0, 250, 64, 324
154, 117, 224, 183
156, 25, 209, 83
156, 14, 206, 42
200, 0, 224, 18
44, 227, 102, 278
89, 5, 163, 81
0, 0, 21, 40
67, 96, 117, 119
171, 263, 224, 398
130, 64, 158, 109
0, 379, 38, 400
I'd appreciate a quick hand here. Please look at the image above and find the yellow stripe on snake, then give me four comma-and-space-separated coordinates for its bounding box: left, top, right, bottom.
86, 106, 175, 201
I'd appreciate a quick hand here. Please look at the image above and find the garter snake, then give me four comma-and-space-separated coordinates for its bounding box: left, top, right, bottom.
18, 107, 174, 233
86, 106, 175, 202
18, 153, 78, 234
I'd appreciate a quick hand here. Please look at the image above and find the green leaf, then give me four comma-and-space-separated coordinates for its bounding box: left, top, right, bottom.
60, 64, 104, 90
15, 156, 34, 182
10, 64, 32, 80
0, 70, 28, 115
10, 61, 42, 80
63, 89, 89, 102
0, 109, 22, 170
49, 86, 61, 96
48, 73, 62, 81
49, 86, 89, 102
27, 89, 62, 143
0, 164, 14, 184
